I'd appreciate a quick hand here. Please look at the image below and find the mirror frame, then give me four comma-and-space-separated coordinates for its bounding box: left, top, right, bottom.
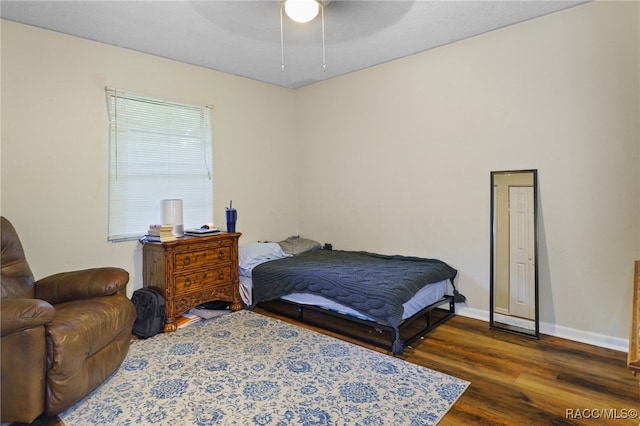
490, 169, 539, 338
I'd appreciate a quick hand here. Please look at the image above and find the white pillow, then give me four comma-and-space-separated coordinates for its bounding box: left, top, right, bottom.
239, 242, 290, 277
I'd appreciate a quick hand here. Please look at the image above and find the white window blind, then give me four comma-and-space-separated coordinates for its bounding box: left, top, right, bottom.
106, 87, 214, 241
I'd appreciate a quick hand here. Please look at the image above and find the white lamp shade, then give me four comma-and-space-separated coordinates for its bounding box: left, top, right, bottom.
284, 0, 320, 23
161, 199, 184, 237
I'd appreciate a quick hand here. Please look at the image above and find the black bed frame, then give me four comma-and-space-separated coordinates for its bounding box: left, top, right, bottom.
257, 294, 455, 354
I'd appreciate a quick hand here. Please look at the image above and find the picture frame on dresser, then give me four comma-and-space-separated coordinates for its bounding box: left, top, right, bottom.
142, 232, 242, 332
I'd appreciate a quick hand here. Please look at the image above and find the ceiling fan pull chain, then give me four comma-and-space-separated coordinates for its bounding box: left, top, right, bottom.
280, 5, 285, 71
321, 3, 326, 71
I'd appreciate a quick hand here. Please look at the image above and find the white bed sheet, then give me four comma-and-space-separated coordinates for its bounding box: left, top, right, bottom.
241, 276, 449, 322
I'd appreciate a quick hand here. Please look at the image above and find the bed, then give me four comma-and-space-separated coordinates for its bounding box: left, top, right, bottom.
240, 237, 463, 354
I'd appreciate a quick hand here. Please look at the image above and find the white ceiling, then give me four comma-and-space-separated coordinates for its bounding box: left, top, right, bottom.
1, 0, 586, 89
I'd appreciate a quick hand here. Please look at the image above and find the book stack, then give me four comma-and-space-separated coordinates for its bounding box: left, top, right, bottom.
145, 224, 176, 242
175, 312, 201, 329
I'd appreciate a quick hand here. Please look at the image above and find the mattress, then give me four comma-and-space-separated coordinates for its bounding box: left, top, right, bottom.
241, 275, 449, 322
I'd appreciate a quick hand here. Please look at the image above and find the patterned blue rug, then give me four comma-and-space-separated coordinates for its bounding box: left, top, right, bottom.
60, 310, 469, 425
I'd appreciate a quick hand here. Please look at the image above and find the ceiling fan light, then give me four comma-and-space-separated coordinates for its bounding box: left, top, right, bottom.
284, 0, 320, 23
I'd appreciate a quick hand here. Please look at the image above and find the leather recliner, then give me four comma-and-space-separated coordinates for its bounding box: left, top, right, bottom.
0, 216, 137, 423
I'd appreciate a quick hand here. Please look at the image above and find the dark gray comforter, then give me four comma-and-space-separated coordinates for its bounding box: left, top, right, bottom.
251, 249, 457, 336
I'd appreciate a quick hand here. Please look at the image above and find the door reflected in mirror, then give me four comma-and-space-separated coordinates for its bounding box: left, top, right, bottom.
490, 170, 539, 338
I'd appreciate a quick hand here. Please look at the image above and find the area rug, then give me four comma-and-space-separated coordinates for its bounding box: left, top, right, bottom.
60, 310, 469, 425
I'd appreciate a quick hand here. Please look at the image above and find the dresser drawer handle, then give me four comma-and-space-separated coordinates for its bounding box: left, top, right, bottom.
183, 256, 191, 266
184, 277, 192, 287
218, 250, 225, 260
218, 271, 225, 280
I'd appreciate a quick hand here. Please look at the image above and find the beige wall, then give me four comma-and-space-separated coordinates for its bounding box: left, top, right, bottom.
1, 20, 300, 291
1, 1, 639, 349
295, 1, 640, 348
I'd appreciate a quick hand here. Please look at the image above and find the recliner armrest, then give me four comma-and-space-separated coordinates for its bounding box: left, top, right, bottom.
35, 267, 129, 305
0, 298, 55, 337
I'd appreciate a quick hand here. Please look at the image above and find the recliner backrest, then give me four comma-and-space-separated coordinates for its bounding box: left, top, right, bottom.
1, 217, 35, 299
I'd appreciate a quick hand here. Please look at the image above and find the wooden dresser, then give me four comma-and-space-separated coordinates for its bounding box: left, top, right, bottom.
628, 260, 640, 396
142, 232, 242, 332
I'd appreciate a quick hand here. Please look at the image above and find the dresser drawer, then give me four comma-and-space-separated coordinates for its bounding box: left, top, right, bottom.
174, 245, 232, 271
175, 266, 233, 293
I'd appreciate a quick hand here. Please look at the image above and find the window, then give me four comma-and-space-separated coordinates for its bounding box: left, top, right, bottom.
106, 88, 213, 241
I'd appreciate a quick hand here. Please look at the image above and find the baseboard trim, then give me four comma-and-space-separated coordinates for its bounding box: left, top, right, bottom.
455, 305, 628, 353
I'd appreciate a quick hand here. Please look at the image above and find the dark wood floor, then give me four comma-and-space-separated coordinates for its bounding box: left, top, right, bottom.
254, 307, 639, 426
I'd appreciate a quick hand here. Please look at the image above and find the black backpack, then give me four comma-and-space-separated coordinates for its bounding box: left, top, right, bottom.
131, 288, 166, 339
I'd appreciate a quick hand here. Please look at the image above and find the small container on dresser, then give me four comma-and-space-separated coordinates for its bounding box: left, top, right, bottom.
142, 232, 242, 332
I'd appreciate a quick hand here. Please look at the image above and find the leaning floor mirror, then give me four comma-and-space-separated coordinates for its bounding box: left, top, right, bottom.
490, 169, 539, 338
